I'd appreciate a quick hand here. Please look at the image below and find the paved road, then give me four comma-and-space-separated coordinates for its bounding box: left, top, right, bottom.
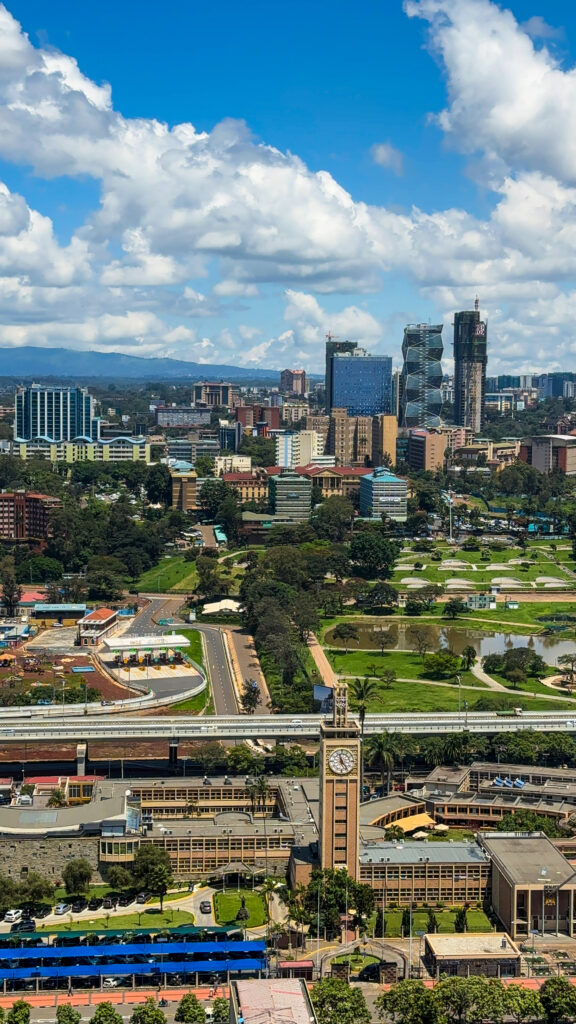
195, 625, 238, 716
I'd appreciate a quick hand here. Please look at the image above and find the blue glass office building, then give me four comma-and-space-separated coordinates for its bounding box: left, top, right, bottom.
331, 351, 392, 417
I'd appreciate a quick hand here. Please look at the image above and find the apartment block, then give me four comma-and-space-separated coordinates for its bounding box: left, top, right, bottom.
407, 429, 447, 472
0, 491, 59, 542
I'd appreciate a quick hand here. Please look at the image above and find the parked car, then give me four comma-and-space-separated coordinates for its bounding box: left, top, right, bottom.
135, 892, 149, 904
11, 921, 35, 933
54, 903, 71, 915
103, 978, 119, 989
87, 898, 103, 911
5, 910, 22, 923
72, 899, 88, 913
102, 897, 118, 909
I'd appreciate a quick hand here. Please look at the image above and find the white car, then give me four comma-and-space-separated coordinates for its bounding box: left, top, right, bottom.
103, 978, 119, 989
54, 903, 71, 915
4, 910, 22, 923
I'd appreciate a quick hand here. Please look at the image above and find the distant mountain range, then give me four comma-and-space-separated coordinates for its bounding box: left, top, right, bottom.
0, 346, 288, 382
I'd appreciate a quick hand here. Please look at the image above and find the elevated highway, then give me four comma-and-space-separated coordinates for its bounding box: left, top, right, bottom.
0, 710, 574, 746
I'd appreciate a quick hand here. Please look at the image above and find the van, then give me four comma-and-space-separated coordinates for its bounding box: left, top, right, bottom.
5, 910, 22, 923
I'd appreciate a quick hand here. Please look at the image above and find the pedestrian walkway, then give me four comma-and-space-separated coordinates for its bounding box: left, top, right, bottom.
307, 634, 337, 688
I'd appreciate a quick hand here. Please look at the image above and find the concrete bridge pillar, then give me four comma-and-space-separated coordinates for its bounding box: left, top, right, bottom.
76, 742, 87, 775
169, 738, 179, 767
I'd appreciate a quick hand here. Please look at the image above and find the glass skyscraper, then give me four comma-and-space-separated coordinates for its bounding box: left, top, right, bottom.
400, 324, 444, 428
325, 339, 358, 413
15, 385, 98, 441
454, 299, 487, 432
331, 350, 393, 417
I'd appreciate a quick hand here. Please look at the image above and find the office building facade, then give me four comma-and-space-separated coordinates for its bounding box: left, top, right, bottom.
407, 429, 448, 472
325, 338, 358, 413
453, 300, 488, 432
0, 492, 59, 542
15, 385, 98, 442
331, 350, 392, 417
359, 467, 408, 521
268, 471, 312, 521
400, 324, 444, 428
280, 369, 307, 395
192, 382, 233, 407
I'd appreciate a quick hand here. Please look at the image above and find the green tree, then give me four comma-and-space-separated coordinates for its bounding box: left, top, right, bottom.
433, 976, 506, 1024
539, 977, 576, 1024
194, 455, 215, 478
1, 574, 22, 617
62, 858, 93, 895
132, 846, 173, 911
504, 985, 543, 1024
106, 865, 134, 890
312, 496, 354, 542
240, 677, 261, 714
443, 599, 468, 620
349, 531, 399, 578
146, 464, 171, 505
332, 622, 359, 653
21, 872, 54, 904
454, 906, 468, 932
210, 1000, 229, 1024
6, 1004, 30, 1024
365, 732, 398, 794
377, 979, 438, 1024
427, 908, 438, 933
56, 1008, 81, 1024
311, 978, 370, 1024
349, 676, 378, 735
461, 645, 477, 670
130, 998, 167, 1024
423, 651, 460, 679
174, 993, 206, 1023
90, 1005, 124, 1024
47, 788, 67, 807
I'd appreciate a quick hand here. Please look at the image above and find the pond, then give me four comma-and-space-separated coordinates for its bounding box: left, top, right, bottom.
326, 623, 576, 667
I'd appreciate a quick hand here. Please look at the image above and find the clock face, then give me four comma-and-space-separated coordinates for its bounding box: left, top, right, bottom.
328, 748, 356, 775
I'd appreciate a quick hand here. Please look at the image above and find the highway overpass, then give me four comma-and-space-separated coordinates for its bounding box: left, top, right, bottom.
0, 710, 574, 747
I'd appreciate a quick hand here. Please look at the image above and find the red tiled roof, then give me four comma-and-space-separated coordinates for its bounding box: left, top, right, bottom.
81, 607, 116, 622
19, 591, 45, 603
25, 776, 62, 785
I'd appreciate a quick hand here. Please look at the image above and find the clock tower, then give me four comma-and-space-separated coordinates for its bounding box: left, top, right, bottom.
319, 680, 361, 880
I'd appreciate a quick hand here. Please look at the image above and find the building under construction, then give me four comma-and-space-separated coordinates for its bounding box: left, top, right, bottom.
454, 299, 488, 432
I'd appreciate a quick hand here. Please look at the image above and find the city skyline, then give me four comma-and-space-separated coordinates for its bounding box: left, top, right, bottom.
0, 0, 575, 375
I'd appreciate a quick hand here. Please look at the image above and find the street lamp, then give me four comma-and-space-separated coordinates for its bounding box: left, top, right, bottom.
456, 674, 461, 714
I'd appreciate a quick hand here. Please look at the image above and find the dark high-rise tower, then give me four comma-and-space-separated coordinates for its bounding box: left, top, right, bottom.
453, 298, 487, 432
400, 324, 444, 428
325, 335, 358, 413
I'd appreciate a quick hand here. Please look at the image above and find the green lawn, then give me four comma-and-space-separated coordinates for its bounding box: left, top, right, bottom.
179, 628, 204, 669
171, 691, 208, 712
380, 908, 492, 938
325, 647, 483, 689
213, 890, 266, 928
135, 556, 197, 593
39, 908, 195, 932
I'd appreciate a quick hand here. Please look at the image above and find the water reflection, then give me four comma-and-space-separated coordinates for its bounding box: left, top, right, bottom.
328, 623, 576, 667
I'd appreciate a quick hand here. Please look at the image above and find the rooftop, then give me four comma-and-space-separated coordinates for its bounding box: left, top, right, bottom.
425, 932, 520, 958
480, 833, 576, 887
359, 841, 489, 866
79, 608, 116, 623
233, 979, 316, 1024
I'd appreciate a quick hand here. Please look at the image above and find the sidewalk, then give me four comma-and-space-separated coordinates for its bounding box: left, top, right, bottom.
307, 634, 337, 688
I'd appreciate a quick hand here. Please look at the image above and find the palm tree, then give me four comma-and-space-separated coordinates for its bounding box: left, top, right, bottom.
365, 732, 400, 795
461, 645, 477, 671
349, 677, 379, 736
245, 781, 259, 816
421, 736, 445, 767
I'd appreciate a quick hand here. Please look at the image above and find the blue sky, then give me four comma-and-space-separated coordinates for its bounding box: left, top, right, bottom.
0, 0, 575, 372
